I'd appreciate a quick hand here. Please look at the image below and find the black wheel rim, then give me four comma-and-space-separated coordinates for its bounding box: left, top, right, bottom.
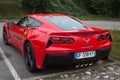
3, 31, 7, 44
25, 45, 34, 68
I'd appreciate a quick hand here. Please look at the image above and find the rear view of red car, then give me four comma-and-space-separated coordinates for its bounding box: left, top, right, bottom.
3, 14, 112, 72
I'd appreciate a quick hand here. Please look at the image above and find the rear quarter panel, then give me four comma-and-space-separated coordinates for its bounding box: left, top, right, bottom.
23, 29, 50, 69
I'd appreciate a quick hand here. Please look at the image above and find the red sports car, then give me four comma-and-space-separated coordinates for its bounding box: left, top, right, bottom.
3, 14, 112, 72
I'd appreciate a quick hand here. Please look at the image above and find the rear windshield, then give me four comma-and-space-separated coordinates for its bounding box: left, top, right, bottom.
44, 16, 87, 31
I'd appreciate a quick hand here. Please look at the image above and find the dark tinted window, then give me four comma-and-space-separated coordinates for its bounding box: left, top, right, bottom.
17, 17, 42, 27
17, 17, 29, 27
44, 16, 87, 30
29, 18, 42, 27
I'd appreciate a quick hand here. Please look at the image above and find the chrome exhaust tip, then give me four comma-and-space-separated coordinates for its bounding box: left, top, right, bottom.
80, 63, 84, 67
85, 62, 89, 67
89, 62, 93, 66
75, 64, 80, 68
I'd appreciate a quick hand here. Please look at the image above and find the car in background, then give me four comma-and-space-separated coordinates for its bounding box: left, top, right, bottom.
3, 14, 112, 72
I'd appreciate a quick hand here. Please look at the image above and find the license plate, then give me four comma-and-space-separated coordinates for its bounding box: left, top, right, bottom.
74, 51, 96, 59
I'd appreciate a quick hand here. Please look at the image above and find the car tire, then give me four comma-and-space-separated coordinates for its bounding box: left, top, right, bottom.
25, 42, 36, 72
3, 28, 9, 45
102, 56, 109, 60
102, 53, 109, 60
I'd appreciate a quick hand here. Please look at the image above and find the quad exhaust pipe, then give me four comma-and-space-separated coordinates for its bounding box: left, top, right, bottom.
75, 61, 94, 68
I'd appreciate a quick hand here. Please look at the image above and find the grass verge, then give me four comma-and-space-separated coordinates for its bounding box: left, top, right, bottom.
110, 30, 120, 60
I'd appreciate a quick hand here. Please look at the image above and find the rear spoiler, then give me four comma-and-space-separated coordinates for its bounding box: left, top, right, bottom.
50, 31, 99, 36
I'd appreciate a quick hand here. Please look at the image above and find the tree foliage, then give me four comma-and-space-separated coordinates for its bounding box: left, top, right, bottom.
74, 0, 120, 17
21, 0, 89, 17
22, 0, 120, 17
0, 0, 22, 15
90, 0, 120, 17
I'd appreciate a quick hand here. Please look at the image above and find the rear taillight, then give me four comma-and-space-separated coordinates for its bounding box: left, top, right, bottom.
98, 33, 112, 41
50, 37, 74, 44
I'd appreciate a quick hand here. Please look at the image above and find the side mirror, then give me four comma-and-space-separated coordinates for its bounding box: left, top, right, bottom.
8, 22, 15, 27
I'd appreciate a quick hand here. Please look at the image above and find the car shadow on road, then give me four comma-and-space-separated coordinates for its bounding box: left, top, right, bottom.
33, 58, 116, 75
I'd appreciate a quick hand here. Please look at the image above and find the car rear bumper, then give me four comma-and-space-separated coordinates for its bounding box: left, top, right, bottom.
44, 48, 111, 66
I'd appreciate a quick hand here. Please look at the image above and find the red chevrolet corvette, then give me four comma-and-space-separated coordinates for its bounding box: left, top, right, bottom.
3, 14, 112, 72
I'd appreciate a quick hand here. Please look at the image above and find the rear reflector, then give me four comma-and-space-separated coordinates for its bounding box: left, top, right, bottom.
98, 33, 112, 41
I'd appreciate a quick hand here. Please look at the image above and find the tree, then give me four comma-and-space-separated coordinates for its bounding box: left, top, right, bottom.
21, 0, 88, 17
22, 0, 44, 13
111, 0, 120, 17
88, 0, 120, 17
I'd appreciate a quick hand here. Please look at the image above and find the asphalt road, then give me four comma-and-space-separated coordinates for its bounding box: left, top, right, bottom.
84, 20, 120, 30
0, 21, 120, 80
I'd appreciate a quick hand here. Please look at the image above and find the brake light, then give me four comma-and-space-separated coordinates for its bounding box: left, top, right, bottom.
98, 33, 112, 41
50, 37, 74, 44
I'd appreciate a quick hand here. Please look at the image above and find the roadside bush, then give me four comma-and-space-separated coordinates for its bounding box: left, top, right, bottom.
83, 0, 120, 17
21, 0, 89, 17
0, 0, 119, 19
0, 0, 23, 16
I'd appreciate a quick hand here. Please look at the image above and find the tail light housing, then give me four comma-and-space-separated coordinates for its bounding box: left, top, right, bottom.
98, 33, 112, 41
50, 37, 74, 44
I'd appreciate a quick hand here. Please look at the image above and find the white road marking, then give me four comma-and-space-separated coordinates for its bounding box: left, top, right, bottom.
0, 47, 21, 80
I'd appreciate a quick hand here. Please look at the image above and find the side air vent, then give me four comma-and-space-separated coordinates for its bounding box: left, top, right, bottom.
46, 40, 52, 48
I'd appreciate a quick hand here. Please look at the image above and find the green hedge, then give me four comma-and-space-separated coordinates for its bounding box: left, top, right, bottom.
0, 0, 119, 19
21, 0, 89, 17
0, 0, 24, 16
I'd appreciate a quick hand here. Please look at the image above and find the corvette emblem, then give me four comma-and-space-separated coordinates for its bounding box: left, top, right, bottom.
83, 38, 90, 43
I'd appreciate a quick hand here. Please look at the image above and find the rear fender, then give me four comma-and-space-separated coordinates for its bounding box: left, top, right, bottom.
22, 32, 50, 69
